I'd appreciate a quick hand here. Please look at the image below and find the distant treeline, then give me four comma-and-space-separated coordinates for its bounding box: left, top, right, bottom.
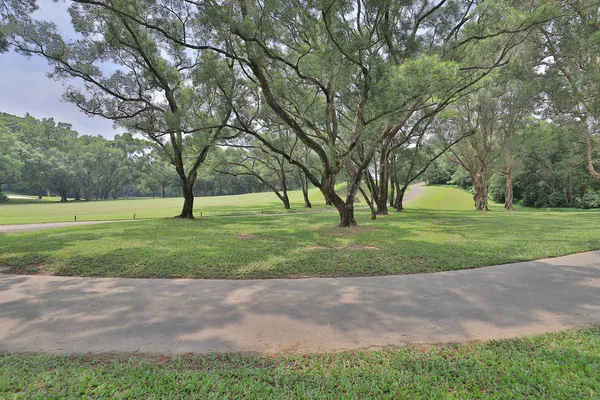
0, 112, 292, 201
423, 121, 600, 209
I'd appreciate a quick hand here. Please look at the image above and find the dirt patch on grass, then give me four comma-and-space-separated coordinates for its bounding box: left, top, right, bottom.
345, 244, 381, 251
300, 244, 381, 252
1, 264, 54, 276
237, 234, 259, 239
317, 226, 382, 237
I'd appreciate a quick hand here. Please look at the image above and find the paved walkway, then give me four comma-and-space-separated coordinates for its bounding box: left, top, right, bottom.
0, 220, 136, 234
1, 251, 598, 355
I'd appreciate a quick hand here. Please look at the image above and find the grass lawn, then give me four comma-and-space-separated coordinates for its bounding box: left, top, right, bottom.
0, 185, 599, 279
0, 186, 340, 225
1, 328, 599, 399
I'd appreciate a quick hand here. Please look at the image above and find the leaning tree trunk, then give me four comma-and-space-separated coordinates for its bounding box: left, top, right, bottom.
473, 167, 489, 211
359, 186, 376, 220
281, 192, 291, 209
280, 162, 291, 210
299, 169, 312, 208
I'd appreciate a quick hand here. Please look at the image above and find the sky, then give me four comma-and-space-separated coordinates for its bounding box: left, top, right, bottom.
0, 0, 121, 138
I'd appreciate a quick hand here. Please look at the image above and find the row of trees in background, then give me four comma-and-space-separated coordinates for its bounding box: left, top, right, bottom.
0, 112, 285, 201
1, 0, 598, 225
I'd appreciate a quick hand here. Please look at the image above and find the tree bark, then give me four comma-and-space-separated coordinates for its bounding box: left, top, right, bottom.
338, 204, 357, 227
389, 176, 395, 207
583, 113, 600, 180
299, 169, 312, 208
280, 159, 290, 209
394, 186, 406, 211
568, 167, 573, 208
473, 167, 489, 211
321, 182, 357, 227
503, 151, 514, 210
504, 172, 514, 210
375, 142, 390, 215
176, 175, 196, 219
359, 186, 376, 220
281, 192, 291, 209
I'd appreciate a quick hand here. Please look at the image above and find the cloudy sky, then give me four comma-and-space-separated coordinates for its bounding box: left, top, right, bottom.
0, 0, 120, 138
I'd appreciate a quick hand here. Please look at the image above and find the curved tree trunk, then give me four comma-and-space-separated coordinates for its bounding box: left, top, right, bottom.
299, 169, 312, 208
359, 186, 376, 220
281, 192, 291, 209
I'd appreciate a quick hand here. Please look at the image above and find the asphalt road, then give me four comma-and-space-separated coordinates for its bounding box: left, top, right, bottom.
1, 251, 598, 355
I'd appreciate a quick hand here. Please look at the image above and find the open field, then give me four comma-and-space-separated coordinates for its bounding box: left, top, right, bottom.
0, 187, 338, 225
1, 328, 598, 399
1, 186, 599, 279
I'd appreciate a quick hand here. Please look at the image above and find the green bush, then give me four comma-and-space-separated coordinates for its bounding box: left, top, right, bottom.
488, 175, 505, 203
575, 191, 600, 209
449, 169, 473, 189
544, 191, 569, 208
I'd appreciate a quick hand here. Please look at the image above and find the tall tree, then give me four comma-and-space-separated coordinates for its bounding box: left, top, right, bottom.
535, 1, 600, 180
11, 1, 234, 217
221, 0, 544, 225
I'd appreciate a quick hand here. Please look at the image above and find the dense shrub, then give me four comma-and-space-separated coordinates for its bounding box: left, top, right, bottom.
423, 161, 456, 184
488, 175, 505, 203
449, 169, 473, 190
575, 191, 600, 209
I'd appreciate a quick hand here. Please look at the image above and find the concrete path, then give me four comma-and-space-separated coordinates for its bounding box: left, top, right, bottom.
0, 220, 137, 234
1, 251, 598, 355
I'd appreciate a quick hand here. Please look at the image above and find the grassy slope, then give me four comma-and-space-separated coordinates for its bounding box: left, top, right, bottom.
0, 186, 356, 225
1, 328, 599, 399
1, 185, 599, 279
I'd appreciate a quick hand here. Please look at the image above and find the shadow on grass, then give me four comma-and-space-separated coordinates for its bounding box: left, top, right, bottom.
1, 208, 600, 279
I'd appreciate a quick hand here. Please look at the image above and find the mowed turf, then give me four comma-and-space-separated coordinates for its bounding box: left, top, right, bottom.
1, 186, 599, 279
1, 329, 599, 399
0, 187, 336, 225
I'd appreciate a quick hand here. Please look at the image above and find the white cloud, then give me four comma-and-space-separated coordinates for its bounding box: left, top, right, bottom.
0, 0, 123, 138
0, 65, 122, 138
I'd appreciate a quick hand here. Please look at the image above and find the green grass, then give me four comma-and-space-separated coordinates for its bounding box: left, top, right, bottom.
0, 185, 359, 225
1, 328, 598, 399
1, 185, 598, 279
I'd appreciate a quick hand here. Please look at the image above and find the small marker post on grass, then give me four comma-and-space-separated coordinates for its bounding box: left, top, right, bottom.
74, 215, 77, 222
134, 214, 136, 219
200, 211, 202, 217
